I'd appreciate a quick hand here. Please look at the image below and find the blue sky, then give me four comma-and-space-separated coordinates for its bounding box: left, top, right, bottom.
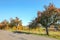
0, 0, 60, 26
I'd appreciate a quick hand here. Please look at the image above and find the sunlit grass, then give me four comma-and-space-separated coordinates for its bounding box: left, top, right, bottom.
49, 31, 60, 40
6, 27, 60, 40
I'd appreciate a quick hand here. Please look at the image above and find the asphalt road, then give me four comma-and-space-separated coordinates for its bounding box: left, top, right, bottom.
0, 30, 57, 40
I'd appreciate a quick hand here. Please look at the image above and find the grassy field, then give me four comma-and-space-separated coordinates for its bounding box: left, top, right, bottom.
7, 27, 60, 40
22, 28, 60, 40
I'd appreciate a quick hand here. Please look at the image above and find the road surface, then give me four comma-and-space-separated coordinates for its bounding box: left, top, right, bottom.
0, 30, 57, 40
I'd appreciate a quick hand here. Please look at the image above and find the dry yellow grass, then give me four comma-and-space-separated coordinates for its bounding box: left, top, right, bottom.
6, 26, 60, 40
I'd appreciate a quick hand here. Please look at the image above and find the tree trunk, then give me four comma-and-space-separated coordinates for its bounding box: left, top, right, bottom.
46, 27, 49, 35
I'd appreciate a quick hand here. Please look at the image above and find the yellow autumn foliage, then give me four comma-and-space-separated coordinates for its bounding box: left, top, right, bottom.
17, 26, 23, 31
12, 26, 17, 31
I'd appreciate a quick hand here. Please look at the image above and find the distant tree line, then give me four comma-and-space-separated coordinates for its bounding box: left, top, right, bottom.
0, 17, 22, 29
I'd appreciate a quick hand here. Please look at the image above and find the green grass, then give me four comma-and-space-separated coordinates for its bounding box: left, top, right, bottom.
7, 28, 60, 40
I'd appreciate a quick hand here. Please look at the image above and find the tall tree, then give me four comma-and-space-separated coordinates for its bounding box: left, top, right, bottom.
9, 17, 22, 28
28, 3, 60, 35
39, 3, 60, 35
